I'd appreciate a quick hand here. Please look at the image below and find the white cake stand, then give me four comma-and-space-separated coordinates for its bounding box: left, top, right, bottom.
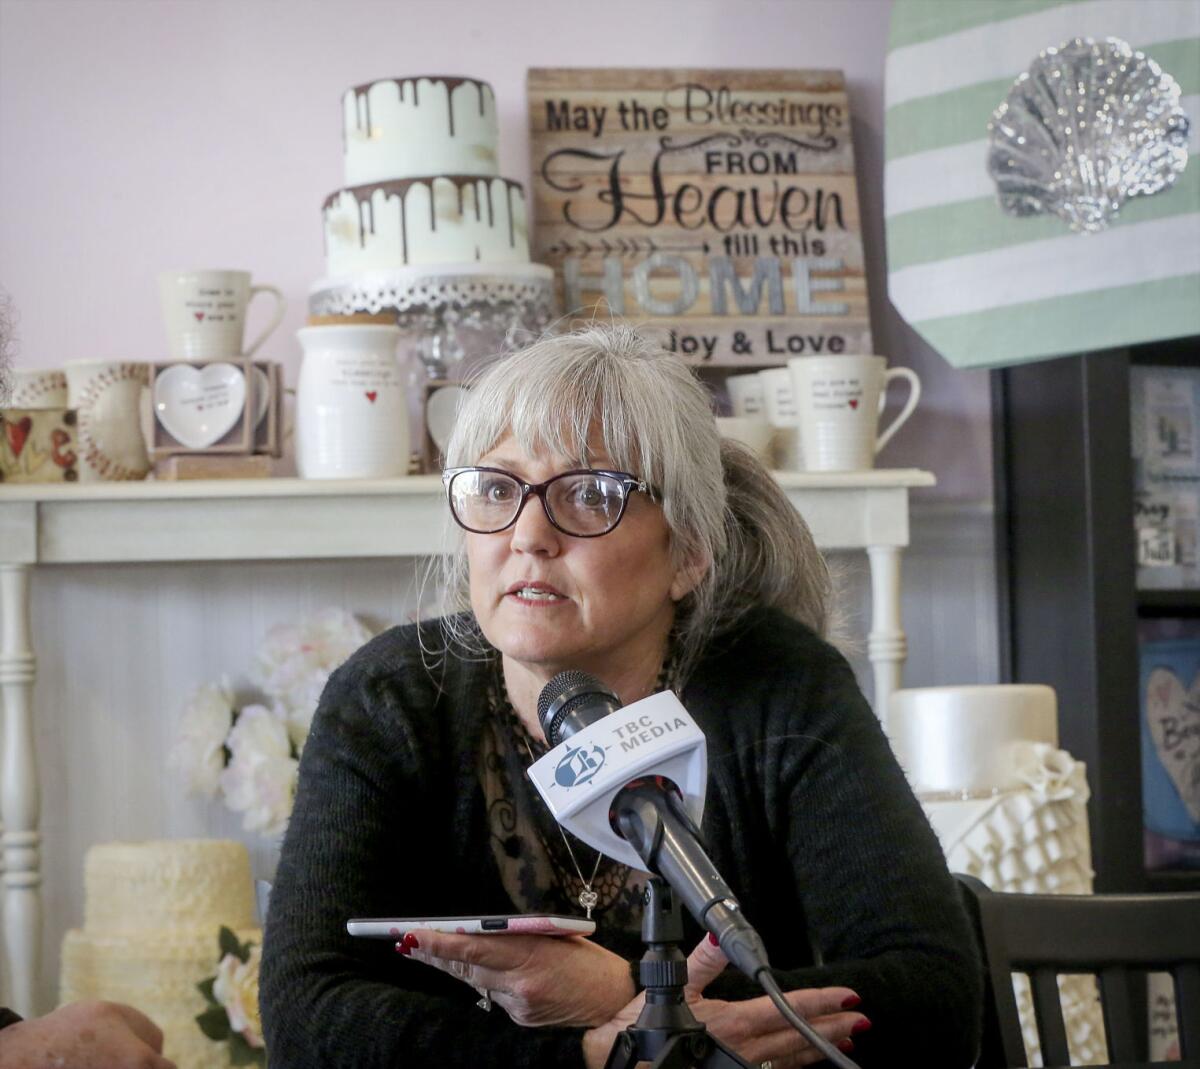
304, 259, 556, 331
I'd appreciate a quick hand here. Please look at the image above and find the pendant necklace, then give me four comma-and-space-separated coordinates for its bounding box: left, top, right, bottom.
521, 736, 603, 919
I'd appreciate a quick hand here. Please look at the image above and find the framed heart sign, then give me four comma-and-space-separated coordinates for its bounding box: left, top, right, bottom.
0, 407, 78, 483
1140, 636, 1200, 853
1145, 665, 1200, 826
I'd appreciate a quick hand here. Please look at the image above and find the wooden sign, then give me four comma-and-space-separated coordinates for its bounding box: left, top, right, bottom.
527, 68, 873, 366
0, 408, 78, 482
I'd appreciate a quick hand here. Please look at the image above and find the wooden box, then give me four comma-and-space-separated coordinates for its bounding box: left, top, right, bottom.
149, 359, 283, 459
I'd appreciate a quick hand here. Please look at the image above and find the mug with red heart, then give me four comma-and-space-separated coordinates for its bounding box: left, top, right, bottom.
158, 269, 286, 360
789, 355, 921, 472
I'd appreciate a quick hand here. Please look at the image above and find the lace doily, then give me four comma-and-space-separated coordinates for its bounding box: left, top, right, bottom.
308, 263, 558, 330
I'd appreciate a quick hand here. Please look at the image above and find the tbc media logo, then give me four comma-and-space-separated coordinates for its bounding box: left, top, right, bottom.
555, 744, 606, 788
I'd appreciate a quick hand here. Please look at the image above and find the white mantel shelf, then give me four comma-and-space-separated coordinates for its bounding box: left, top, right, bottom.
0, 469, 934, 564
0, 468, 932, 1015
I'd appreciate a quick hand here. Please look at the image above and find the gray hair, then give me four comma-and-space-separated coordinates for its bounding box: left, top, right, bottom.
434, 323, 832, 682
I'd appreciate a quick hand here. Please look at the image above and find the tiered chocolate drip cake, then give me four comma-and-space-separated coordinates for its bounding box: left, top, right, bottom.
322, 75, 530, 275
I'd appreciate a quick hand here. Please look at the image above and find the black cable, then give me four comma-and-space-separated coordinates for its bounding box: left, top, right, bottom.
757, 969, 863, 1069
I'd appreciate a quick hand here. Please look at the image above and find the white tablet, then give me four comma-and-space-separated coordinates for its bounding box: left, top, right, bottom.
347, 913, 596, 938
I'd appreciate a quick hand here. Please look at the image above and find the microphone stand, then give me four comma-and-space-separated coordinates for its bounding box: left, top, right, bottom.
604, 878, 751, 1069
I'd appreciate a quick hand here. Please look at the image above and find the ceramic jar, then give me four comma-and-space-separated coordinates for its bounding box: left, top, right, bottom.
295, 325, 408, 479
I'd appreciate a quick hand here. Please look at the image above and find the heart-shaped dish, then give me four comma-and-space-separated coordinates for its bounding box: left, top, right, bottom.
426, 385, 465, 455
154, 363, 248, 449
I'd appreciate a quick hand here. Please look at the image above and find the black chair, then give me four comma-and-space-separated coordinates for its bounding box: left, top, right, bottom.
956, 873, 1200, 1067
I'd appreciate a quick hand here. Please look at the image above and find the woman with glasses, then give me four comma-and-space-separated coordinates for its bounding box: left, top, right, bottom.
261, 325, 981, 1069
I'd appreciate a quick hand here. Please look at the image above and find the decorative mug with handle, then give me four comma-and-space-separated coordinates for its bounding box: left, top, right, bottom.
788, 355, 921, 472
158, 269, 286, 361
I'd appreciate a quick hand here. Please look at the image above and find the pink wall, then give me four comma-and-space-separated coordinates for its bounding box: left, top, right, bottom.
0, 0, 992, 499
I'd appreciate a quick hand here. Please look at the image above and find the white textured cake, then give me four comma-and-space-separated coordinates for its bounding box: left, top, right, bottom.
323, 75, 529, 275
60, 840, 261, 1069
887, 684, 1058, 795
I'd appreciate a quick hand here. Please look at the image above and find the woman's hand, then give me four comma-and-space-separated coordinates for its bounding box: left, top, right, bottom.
0, 1000, 176, 1069
582, 936, 870, 1069
401, 929, 635, 1028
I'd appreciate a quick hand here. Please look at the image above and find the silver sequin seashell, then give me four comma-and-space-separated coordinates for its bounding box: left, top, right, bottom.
987, 36, 1190, 233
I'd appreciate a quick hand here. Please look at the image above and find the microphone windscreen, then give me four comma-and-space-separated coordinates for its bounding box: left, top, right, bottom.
537, 670, 620, 745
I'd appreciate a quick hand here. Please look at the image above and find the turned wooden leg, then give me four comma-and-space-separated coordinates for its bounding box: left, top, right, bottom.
0, 564, 41, 1015
866, 545, 908, 730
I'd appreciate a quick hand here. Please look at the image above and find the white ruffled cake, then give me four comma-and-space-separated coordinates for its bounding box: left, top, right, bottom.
322, 75, 530, 275
60, 840, 261, 1069
888, 685, 1106, 1066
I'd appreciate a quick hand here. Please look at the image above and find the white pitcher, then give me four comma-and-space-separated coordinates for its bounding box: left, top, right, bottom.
295, 324, 408, 479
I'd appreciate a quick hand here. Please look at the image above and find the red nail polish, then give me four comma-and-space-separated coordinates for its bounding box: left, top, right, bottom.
402, 933, 419, 950
851, 1018, 872, 1035
395, 942, 411, 956
841, 994, 862, 1010
838, 1039, 855, 1053
707, 932, 719, 947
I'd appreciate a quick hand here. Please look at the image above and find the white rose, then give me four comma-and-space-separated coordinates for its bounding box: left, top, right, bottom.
253, 609, 373, 715
1012, 741, 1091, 803
213, 944, 264, 1048
219, 705, 297, 837
283, 672, 330, 752
227, 703, 291, 761
168, 681, 235, 798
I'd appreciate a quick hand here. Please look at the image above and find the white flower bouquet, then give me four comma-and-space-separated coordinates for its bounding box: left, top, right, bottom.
170, 608, 375, 838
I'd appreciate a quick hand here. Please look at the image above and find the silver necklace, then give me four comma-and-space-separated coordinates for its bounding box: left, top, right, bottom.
521, 735, 603, 919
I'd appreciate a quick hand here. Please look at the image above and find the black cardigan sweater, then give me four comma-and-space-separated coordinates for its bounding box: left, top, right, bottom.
260, 609, 982, 1067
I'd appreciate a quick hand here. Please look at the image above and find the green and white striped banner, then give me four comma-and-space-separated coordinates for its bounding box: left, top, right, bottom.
885, 0, 1200, 369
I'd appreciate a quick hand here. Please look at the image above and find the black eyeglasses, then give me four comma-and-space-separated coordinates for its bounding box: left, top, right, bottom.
442, 466, 656, 538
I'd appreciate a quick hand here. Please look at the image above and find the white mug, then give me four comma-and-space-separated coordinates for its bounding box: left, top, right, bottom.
8, 368, 68, 409
295, 325, 408, 479
757, 367, 803, 471
714, 416, 774, 465
65, 360, 151, 481
789, 355, 920, 472
725, 373, 766, 418
158, 269, 286, 360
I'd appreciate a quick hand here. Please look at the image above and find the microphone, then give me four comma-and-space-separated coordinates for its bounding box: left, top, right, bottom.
530, 670, 771, 980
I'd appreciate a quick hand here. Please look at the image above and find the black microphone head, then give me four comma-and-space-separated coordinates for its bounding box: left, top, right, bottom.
537, 670, 622, 746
